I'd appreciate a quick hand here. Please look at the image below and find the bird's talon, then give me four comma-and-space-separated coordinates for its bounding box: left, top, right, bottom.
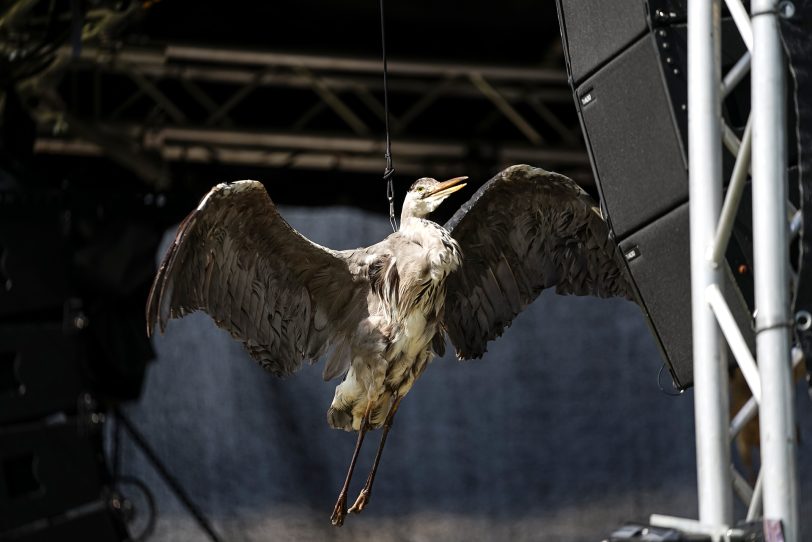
331, 496, 347, 526
348, 489, 370, 514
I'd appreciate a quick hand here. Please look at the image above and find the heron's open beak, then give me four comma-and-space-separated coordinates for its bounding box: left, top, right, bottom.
428, 176, 468, 198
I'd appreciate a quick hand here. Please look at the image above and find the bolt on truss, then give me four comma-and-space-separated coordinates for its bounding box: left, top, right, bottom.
651, 0, 800, 540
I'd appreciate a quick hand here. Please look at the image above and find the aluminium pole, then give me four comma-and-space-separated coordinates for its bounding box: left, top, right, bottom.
750, 1, 799, 539
688, 0, 733, 527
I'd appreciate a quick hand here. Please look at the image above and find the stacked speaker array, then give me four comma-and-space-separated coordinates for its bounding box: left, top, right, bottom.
556, 0, 765, 388
0, 185, 131, 540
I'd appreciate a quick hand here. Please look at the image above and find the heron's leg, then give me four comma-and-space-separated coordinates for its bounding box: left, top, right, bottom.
330, 404, 372, 527
348, 395, 403, 514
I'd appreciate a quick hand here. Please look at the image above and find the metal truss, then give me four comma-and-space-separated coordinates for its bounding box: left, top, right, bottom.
23, 41, 587, 188
650, 0, 800, 540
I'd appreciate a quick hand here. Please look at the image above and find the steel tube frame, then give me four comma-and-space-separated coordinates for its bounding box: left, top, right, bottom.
751, 1, 799, 539
468, 73, 544, 145
33, 42, 586, 183
685, 0, 800, 537
33, 124, 589, 164
730, 347, 803, 439
688, 0, 733, 527
69, 56, 574, 103
164, 44, 566, 82
649, 514, 729, 539
730, 395, 759, 438
731, 465, 754, 506
722, 121, 742, 155
709, 116, 752, 266
723, 0, 754, 51
747, 470, 765, 522
705, 284, 761, 402
721, 52, 751, 99
64, 43, 566, 83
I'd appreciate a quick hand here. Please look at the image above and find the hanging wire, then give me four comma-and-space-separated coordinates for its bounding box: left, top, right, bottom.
657, 362, 685, 397
379, 0, 397, 232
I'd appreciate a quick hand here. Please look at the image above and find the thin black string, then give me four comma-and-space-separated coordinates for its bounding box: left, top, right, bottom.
379, 0, 397, 231
657, 363, 685, 397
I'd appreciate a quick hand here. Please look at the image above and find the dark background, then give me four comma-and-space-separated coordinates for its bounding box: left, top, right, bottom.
1, 0, 811, 540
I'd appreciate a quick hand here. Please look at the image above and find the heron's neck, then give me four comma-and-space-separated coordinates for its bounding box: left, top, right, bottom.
400, 199, 429, 224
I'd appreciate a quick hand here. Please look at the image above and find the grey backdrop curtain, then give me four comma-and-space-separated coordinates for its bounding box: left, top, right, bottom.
114, 205, 812, 541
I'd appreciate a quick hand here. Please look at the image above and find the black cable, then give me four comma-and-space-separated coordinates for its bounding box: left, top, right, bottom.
115, 475, 157, 542
114, 408, 226, 542
379, 0, 397, 232
657, 362, 684, 397
70, 0, 83, 58
112, 409, 122, 480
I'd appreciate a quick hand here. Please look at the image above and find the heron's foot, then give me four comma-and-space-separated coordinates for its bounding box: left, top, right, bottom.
348, 488, 371, 514
331, 494, 347, 527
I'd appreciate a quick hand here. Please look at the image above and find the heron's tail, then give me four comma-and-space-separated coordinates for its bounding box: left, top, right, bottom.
328, 393, 393, 432
327, 406, 354, 431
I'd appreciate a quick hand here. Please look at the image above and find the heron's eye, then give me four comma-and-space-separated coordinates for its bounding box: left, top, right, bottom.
416, 186, 424, 192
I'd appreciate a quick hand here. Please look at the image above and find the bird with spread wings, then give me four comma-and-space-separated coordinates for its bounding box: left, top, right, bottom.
146, 164, 633, 526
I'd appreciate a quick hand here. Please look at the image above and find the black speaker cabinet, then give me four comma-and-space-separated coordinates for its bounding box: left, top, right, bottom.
620, 203, 754, 387
0, 323, 84, 426
0, 217, 71, 319
5, 507, 126, 542
0, 423, 106, 532
556, 0, 755, 388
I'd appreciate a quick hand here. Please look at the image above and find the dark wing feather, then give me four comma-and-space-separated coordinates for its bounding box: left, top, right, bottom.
146, 180, 366, 378
443, 164, 633, 359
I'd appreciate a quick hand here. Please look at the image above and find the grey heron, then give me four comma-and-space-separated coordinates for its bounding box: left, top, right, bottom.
145, 164, 632, 526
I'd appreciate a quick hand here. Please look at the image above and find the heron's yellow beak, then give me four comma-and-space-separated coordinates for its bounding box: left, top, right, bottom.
428, 176, 468, 198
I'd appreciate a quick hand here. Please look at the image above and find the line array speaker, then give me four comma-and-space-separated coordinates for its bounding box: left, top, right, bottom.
556, 0, 759, 388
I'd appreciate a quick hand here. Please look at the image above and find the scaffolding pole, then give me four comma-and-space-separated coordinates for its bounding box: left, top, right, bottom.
688, 0, 733, 528
751, 1, 799, 540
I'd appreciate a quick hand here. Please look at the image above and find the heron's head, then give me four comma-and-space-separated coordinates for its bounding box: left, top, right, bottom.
401, 176, 468, 220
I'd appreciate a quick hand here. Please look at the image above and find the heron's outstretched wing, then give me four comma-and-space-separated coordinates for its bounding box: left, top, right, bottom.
146, 180, 366, 378
442, 164, 633, 359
